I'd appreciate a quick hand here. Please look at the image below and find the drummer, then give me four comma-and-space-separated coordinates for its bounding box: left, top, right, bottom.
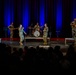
34, 22, 40, 32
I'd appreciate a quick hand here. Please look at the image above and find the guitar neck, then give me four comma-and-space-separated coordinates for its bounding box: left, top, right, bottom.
9, 28, 18, 30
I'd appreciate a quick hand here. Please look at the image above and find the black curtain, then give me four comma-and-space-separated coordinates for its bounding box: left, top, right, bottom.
0, 0, 75, 38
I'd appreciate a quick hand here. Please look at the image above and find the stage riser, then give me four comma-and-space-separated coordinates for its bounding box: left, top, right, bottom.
1, 39, 74, 45
25, 40, 74, 45
0, 37, 75, 45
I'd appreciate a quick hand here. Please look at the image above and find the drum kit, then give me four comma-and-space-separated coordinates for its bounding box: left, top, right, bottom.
34, 30, 40, 37
28, 26, 42, 37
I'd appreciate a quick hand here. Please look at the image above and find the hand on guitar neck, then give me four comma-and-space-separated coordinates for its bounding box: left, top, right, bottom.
8, 27, 18, 30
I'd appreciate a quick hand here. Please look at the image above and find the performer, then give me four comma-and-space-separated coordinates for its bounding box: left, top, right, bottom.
70, 18, 76, 45
8, 22, 14, 39
43, 23, 48, 45
18, 24, 26, 45
33, 22, 41, 37
34, 22, 40, 31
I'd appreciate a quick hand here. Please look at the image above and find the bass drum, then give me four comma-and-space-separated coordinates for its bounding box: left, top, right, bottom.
33, 31, 40, 37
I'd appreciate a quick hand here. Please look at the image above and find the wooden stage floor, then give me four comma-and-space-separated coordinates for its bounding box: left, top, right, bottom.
1, 37, 73, 49
0, 37, 75, 56
1, 37, 74, 48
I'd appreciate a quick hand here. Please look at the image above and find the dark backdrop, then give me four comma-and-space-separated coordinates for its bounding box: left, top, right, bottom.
0, 0, 76, 38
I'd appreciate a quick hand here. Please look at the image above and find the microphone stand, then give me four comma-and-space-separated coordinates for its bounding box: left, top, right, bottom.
29, 24, 33, 37
4, 27, 8, 44
49, 27, 51, 45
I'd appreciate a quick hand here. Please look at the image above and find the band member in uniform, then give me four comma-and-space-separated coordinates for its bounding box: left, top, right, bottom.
70, 18, 76, 45
18, 24, 26, 45
43, 23, 48, 45
33, 22, 40, 37
8, 22, 14, 40
34, 22, 40, 31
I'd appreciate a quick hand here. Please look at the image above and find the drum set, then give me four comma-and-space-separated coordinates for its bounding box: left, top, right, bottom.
28, 26, 42, 37
33, 30, 40, 37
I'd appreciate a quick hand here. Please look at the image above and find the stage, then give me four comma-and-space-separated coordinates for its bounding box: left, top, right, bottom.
0, 37, 75, 56
1, 37, 74, 45
0, 37, 74, 47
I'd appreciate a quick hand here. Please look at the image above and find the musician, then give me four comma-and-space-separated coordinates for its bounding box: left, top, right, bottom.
33, 22, 42, 37
70, 18, 76, 45
43, 23, 48, 45
18, 24, 26, 45
8, 22, 14, 39
34, 22, 40, 31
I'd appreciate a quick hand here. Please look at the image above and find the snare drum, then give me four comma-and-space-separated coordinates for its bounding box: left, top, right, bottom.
33, 31, 40, 37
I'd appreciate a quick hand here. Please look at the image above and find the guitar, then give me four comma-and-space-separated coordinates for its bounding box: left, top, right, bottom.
8, 27, 18, 31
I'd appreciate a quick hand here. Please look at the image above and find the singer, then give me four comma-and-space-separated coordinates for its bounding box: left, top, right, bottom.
18, 24, 26, 45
